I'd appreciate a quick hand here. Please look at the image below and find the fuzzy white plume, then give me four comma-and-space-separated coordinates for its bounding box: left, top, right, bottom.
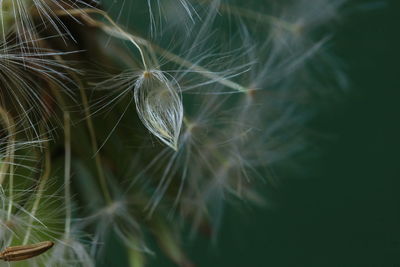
134, 70, 183, 150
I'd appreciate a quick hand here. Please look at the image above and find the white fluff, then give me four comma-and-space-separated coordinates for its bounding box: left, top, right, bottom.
134, 70, 183, 150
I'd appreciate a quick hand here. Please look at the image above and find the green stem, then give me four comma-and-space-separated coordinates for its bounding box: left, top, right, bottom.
23, 141, 51, 245
64, 112, 72, 238
77, 80, 113, 204
0, 107, 16, 221
50, 53, 113, 205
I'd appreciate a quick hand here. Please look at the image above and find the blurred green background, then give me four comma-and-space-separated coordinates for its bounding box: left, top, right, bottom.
103, 1, 400, 266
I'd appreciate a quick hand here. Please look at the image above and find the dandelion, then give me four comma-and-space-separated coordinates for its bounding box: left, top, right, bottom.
0, 0, 350, 265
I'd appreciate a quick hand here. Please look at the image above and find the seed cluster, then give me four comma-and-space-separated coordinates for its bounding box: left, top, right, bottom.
0, 0, 348, 265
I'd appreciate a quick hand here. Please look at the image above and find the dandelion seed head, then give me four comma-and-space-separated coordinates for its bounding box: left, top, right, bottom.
0, 0, 350, 265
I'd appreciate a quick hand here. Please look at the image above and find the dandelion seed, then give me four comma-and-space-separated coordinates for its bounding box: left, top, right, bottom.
84, 199, 151, 258
0, 241, 54, 261
134, 70, 183, 150
46, 234, 95, 267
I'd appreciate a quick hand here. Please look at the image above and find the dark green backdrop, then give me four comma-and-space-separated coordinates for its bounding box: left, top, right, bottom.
149, 1, 400, 266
